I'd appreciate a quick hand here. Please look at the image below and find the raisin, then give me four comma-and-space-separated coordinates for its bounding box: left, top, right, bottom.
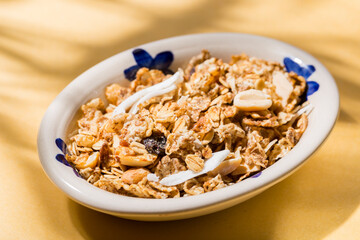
142, 133, 167, 156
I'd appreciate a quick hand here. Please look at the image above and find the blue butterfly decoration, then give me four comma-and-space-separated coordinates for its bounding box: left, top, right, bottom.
283, 57, 319, 98
55, 138, 80, 177
124, 49, 174, 81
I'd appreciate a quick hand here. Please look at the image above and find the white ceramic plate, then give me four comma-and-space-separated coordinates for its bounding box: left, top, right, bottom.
38, 33, 339, 221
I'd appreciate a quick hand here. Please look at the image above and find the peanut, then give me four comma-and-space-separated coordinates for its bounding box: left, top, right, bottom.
234, 89, 272, 111
76, 152, 99, 169
121, 168, 150, 184
119, 154, 157, 167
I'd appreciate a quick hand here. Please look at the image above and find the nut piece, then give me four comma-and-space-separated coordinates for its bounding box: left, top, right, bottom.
76, 152, 99, 169
255, 78, 266, 90
119, 154, 157, 167
209, 158, 241, 176
233, 89, 272, 111
272, 71, 293, 107
122, 168, 150, 184
92, 140, 106, 150
185, 154, 204, 172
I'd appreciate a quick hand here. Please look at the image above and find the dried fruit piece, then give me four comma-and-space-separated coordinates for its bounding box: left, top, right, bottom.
142, 133, 167, 156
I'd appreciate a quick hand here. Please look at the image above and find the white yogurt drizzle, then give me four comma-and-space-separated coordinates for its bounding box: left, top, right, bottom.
129, 85, 177, 114
264, 139, 278, 153
296, 102, 314, 116
112, 69, 184, 116
147, 150, 230, 186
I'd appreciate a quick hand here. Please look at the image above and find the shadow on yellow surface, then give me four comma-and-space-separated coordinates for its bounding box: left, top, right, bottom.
68, 149, 360, 240
0, 0, 238, 81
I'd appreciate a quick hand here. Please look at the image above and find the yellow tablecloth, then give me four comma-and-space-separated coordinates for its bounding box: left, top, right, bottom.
1, 0, 359, 239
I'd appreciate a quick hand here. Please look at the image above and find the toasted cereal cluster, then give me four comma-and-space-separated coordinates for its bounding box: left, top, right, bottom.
66, 50, 309, 198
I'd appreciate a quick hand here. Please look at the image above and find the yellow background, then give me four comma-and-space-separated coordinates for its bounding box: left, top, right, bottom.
0, 0, 359, 239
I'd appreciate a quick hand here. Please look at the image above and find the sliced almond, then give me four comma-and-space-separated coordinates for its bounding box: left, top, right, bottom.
92, 140, 106, 150
209, 158, 241, 176
234, 89, 272, 111
112, 135, 121, 148
272, 71, 293, 107
201, 129, 214, 145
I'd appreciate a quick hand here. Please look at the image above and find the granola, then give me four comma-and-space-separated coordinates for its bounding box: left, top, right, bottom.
66, 50, 311, 198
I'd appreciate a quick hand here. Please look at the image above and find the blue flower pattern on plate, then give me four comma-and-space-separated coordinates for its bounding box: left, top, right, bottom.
124, 49, 174, 81
55, 138, 80, 177
283, 57, 319, 97
56, 52, 320, 180
251, 172, 262, 178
